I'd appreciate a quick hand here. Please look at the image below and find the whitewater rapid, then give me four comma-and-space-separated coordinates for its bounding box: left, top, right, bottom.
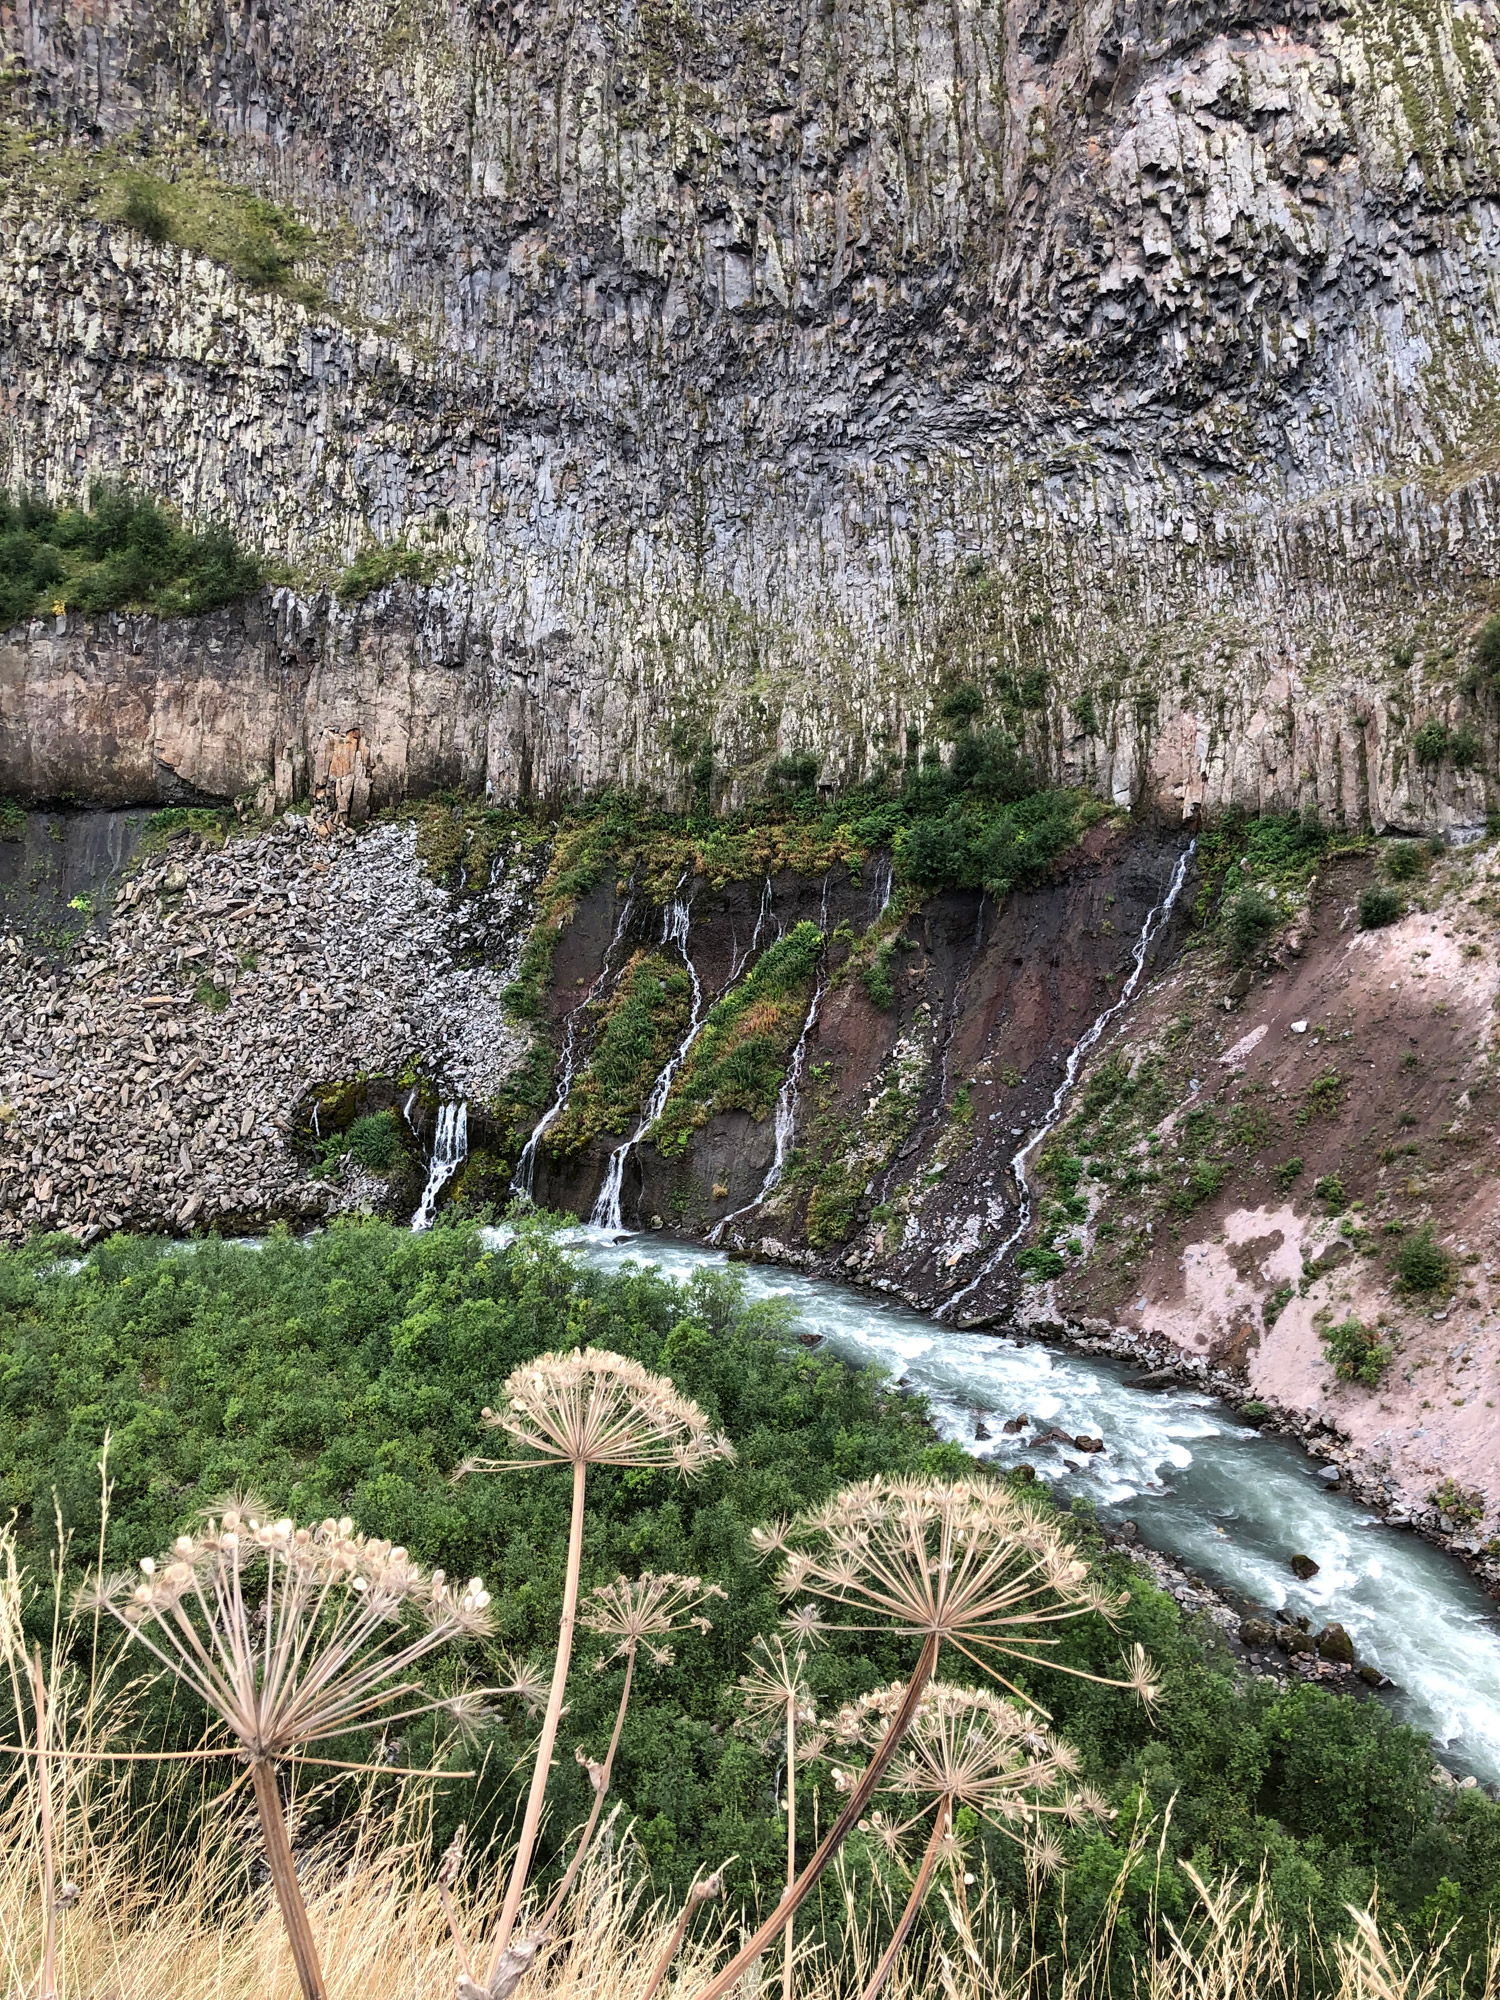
531, 1224, 1500, 1784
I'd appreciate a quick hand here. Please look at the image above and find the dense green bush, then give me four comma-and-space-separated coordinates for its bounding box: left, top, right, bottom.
344, 1110, 408, 1172
1320, 1316, 1392, 1387
1359, 886, 1403, 929
1469, 616, 1500, 694
0, 485, 260, 627
2, 1219, 1498, 1969
1412, 721, 1451, 767
1384, 842, 1426, 882
1394, 1225, 1453, 1295
1224, 887, 1280, 959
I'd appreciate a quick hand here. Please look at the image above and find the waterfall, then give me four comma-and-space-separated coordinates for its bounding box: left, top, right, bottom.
512, 895, 635, 1199
939, 839, 1197, 1317
411, 1101, 468, 1231
868, 852, 894, 921
590, 887, 704, 1231
710, 968, 826, 1244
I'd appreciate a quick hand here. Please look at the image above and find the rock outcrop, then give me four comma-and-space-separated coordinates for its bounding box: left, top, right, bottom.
4, 0, 1500, 825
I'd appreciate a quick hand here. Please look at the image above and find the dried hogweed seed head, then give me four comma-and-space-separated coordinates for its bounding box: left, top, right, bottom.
79, 1507, 495, 1761
840, 1680, 1101, 1839
760, 1476, 1154, 1713
581, 1572, 727, 1666
457, 1349, 734, 1477
734, 1634, 816, 1747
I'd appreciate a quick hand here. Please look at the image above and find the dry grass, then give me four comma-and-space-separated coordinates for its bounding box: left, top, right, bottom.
3, 1779, 1497, 2000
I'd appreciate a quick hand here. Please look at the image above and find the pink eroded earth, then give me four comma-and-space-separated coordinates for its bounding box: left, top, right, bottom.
1055, 847, 1500, 1530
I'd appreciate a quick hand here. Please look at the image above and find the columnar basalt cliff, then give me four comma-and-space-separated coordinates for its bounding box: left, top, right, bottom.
4, 0, 1500, 825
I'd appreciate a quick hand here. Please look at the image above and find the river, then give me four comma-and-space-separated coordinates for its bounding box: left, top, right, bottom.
537, 1223, 1500, 1785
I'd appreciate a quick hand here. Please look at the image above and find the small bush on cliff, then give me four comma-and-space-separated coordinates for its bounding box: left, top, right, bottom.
1224, 886, 1280, 960
336, 539, 440, 601
1412, 720, 1451, 767
0, 485, 260, 626
1467, 615, 1500, 693
344, 1110, 408, 1173
1394, 1226, 1453, 1296
1321, 1316, 1392, 1388
1359, 885, 1403, 929
1384, 841, 1426, 882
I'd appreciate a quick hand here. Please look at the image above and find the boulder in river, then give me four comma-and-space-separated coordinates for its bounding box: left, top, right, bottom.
1074, 1434, 1105, 1453
1317, 1622, 1356, 1665
973, 1420, 992, 1441
1002, 1415, 1028, 1433
1277, 1624, 1315, 1654
1289, 1554, 1320, 1580
1239, 1617, 1278, 1649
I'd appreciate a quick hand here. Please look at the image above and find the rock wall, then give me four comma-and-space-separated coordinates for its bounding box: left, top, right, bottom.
4, 0, 1500, 827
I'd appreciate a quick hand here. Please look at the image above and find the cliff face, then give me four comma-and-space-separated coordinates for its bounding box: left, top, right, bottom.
4, 0, 1500, 824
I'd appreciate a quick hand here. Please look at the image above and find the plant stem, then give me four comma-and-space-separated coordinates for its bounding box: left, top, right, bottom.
250, 1757, 327, 2000
540, 1642, 637, 1930
32, 1651, 56, 2000
489, 1455, 589, 1977
783, 1696, 796, 2000
858, 1797, 950, 2000
688, 1631, 940, 2000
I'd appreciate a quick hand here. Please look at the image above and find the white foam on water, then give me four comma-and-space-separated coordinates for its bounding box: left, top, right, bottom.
530, 1224, 1500, 1780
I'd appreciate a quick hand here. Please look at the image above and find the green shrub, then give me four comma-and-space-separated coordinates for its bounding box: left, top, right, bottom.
1359, 886, 1402, 930
1015, 1244, 1066, 1281
1224, 887, 1280, 960
1264, 1280, 1295, 1325
1321, 1317, 1392, 1387
862, 937, 898, 1010
1412, 720, 1450, 767
1394, 1226, 1452, 1295
1171, 1156, 1228, 1214
1429, 1479, 1485, 1528
1449, 725, 1484, 772
336, 540, 439, 602
0, 798, 25, 839
766, 752, 820, 794
0, 484, 259, 626
1384, 841, 1425, 882
1273, 1157, 1303, 1192
1313, 1173, 1346, 1209
344, 1110, 407, 1173
1469, 615, 1500, 693
936, 683, 984, 730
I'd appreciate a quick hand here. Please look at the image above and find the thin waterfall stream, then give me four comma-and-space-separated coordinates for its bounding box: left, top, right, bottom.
591, 886, 706, 1230
410, 1101, 468, 1231
512, 894, 636, 1199
941, 839, 1197, 1318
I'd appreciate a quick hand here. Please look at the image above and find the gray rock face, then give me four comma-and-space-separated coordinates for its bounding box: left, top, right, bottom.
3, 0, 1500, 827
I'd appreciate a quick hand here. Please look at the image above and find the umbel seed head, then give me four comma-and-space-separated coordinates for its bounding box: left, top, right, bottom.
459, 1348, 734, 1477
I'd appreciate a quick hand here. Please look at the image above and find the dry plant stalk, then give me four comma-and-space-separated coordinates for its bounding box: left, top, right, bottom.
689, 1476, 1157, 2000
837, 1681, 1109, 2000
81, 1501, 493, 2000
736, 1634, 818, 2000
459, 1349, 732, 1991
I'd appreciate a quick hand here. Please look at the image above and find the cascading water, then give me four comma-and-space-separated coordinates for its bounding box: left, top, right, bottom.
868, 853, 894, 921
512, 895, 636, 1199
410, 1101, 468, 1231
710, 967, 828, 1244
590, 888, 705, 1231
542, 1224, 1500, 1780
940, 840, 1197, 1318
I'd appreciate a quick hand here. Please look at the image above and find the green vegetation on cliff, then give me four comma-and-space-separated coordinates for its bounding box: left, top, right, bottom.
2, 1218, 1499, 1976
0, 485, 261, 627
